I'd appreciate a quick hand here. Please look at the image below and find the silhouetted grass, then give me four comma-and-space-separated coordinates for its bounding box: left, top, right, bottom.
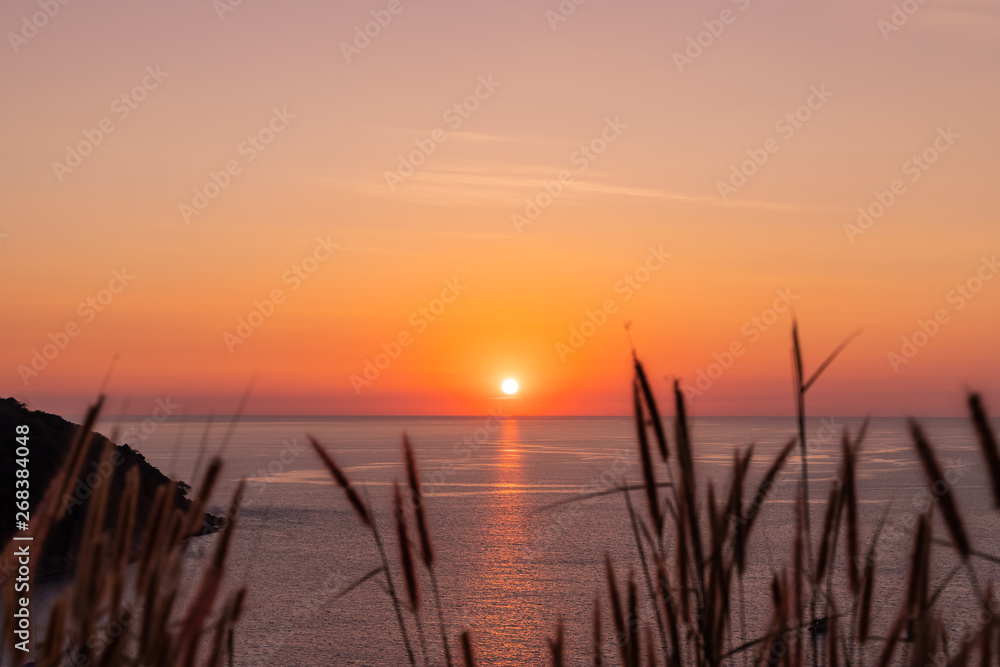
307, 324, 1000, 666
0, 396, 245, 667
10, 322, 1000, 666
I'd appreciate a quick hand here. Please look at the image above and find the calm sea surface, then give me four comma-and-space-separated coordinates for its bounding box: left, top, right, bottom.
52, 416, 1000, 665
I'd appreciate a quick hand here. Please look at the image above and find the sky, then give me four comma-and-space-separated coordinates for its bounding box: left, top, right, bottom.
1, 0, 998, 417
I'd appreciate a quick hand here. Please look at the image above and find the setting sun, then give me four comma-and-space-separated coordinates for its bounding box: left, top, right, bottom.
3, 1, 1000, 665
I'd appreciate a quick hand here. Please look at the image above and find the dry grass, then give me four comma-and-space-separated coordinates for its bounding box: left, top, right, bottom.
307, 324, 1000, 666
0, 397, 245, 667
970, 394, 1000, 509
7, 322, 1000, 666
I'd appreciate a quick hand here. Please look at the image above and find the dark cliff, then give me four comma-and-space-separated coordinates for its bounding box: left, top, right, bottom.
0, 397, 219, 578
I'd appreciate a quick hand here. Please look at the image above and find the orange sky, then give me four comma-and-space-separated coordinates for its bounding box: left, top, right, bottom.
1, 0, 998, 417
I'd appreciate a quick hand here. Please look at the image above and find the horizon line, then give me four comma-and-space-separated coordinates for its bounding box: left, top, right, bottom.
87, 413, 977, 421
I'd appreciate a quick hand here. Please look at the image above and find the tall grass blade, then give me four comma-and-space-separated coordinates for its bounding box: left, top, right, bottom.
672, 380, 705, 592
815, 480, 842, 583
186, 456, 222, 535
841, 430, 860, 594
548, 618, 565, 667
740, 438, 796, 573
634, 356, 669, 462
801, 329, 862, 392
968, 394, 1000, 508
54, 396, 105, 521
905, 512, 931, 619
593, 597, 603, 667
634, 381, 662, 535
791, 321, 811, 550
309, 436, 371, 526
605, 554, 631, 667
403, 434, 434, 566
393, 481, 421, 611
627, 571, 639, 667
858, 561, 875, 644
644, 625, 656, 667
461, 631, 477, 667
909, 421, 971, 559
536, 483, 673, 512
828, 599, 840, 667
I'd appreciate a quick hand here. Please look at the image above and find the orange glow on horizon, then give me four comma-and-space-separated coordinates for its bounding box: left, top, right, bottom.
1, 0, 997, 417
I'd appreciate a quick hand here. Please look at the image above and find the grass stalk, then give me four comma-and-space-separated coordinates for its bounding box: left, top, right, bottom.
622, 483, 670, 663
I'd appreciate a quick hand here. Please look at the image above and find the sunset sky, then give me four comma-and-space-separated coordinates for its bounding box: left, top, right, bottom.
1, 0, 998, 417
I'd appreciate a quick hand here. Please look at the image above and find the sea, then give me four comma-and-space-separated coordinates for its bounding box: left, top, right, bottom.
32, 415, 1000, 665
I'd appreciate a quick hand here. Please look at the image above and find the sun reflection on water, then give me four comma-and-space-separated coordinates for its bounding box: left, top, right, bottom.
463, 419, 547, 665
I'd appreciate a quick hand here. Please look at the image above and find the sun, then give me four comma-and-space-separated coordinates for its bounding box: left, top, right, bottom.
501, 378, 519, 395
